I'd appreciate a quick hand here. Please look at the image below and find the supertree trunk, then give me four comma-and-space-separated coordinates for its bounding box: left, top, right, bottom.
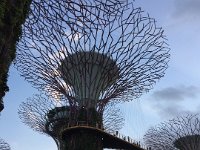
54, 107, 102, 150
60, 133, 103, 150
54, 107, 103, 150
60, 107, 103, 150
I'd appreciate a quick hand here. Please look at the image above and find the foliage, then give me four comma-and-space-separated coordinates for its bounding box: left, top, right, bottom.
0, 0, 32, 111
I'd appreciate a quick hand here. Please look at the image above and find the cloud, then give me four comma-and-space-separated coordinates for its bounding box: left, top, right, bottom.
154, 102, 193, 118
172, 0, 200, 20
152, 85, 200, 102
65, 31, 82, 41
149, 85, 200, 118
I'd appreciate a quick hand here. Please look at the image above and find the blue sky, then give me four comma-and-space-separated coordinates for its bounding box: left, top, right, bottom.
1, 0, 200, 149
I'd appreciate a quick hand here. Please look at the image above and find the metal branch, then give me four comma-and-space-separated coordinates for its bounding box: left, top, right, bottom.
144, 114, 200, 150
16, 0, 170, 112
18, 94, 124, 138
0, 139, 11, 150
103, 102, 124, 133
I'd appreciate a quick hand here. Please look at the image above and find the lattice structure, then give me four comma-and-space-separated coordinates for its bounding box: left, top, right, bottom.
16, 0, 170, 112
18, 94, 125, 149
16, 0, 170, 149
0, 139, 11, 150
144, 114, 200, 150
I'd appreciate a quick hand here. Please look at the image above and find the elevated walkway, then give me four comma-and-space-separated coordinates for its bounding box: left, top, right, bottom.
61, 125, 148, 150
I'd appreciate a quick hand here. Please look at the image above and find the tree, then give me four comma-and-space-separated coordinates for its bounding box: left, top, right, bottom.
0, 0, 125, 112
16, 0, 170, 110
0, 0, 32, 112
16, 0, 170, 149
144, 114, 200, 150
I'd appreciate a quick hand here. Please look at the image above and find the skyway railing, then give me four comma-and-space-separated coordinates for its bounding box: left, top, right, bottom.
59, 121, 151, 150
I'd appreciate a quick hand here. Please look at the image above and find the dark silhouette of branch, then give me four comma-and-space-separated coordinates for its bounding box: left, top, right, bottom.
144, 114, 200, 150
103, 102, 124, 133
0, 138, 11, 150
16, 1, 170, 112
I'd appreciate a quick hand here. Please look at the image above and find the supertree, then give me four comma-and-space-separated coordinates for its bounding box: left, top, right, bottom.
18, 94, 124, 149
0, 138, 11, 150
16, 0, 170, 149
16, 0, 170, 111
144, 114, 200, 150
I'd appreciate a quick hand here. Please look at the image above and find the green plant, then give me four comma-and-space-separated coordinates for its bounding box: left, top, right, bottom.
0, 0, 32, 111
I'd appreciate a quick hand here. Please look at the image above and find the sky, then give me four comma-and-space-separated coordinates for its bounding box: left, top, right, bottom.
1, 0, 200, 149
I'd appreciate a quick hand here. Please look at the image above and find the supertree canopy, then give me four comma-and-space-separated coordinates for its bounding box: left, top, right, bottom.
18, 94, 124, 149
144, 114, 200, 150
0, 139, 11, 150
16, 0, 170, 112
16, 0, 170, 149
